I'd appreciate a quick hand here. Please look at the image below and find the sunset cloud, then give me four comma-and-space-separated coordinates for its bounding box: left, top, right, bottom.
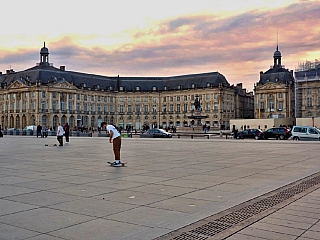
0, 1, 319, 90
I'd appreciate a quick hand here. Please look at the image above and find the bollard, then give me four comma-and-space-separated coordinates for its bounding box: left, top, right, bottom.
191, 135, 193, 139
178, 134, 180, 138
226, 134, 228, 139
220, 131, 223, 138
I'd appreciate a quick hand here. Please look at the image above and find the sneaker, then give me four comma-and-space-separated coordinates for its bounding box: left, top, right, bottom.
112, 161, 121, 165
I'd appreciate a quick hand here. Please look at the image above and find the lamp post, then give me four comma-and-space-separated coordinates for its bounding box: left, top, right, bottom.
158, 91, 161, 129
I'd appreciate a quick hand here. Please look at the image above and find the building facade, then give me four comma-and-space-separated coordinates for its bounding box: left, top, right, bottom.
295, 60, 320, 118
0, 43, 253, 130
254, 46, 295, 119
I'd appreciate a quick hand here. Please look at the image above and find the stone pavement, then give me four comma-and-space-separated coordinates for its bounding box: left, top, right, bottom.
0, 135, 319, 240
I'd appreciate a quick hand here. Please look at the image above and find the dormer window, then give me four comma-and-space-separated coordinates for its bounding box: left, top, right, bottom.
119, 86, 124, 91
109, 86, 113, 91
83, 83, 87, 88
207, 82, 211, 87
96, 84, 100, 90
135, 86, 140, 91
177, 85, 181, 90
152, 86, 157, 91
191, 84, 196, 89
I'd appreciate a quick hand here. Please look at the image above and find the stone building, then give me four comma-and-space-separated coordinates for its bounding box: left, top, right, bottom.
254, 46, 295, 119
0, 43, 253, 131
295, 60, 320, 118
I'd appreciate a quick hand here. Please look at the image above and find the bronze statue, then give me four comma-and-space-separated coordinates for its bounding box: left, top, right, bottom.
194, 96, 201, 111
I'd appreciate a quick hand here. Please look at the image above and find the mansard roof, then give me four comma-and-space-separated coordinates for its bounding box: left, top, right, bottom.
259, 67, 294, 85
0, 65, 230, 91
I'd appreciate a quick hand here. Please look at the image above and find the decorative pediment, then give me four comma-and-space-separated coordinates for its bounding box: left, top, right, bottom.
256, 82, 286, 90
53, 80, 77, 90
7, 80, 26, 89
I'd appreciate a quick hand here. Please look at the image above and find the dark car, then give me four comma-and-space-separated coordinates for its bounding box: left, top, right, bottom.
140, 128, 172, 138
263, 127, 291, 140
237, 129, 264, 140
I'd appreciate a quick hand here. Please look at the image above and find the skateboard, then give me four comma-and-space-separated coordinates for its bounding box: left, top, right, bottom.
107, 162, 127, 167
45, 144, 58, 147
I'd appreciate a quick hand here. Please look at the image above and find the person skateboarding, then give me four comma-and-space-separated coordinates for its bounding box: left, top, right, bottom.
56, 123, 65, 146
101, 122, 122, 166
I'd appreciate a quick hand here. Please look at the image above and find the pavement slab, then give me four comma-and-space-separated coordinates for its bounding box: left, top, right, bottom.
1, 136, 320, 240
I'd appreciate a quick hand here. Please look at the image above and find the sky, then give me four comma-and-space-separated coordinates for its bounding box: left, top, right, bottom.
1, 0, 320, 91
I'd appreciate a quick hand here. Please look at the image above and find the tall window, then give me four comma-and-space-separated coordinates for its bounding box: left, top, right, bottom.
307, 97, 312, 107
52, 101, 57, 111
307, 88, 312, 94
177, 104, 181, 112
206, 103, 210, 111
214, 102, 218, 111
119, 105, 124, 113
162, 105, 167, 113
41, 101, 46, 111
60, 100, 65, 111
278, 101, 283, 110
169, 104, 174, 112
128, 105, 132, 113
69, 101, 73, 111
183, 103, 188, 112
136, 104, 140, 113
144, 105, 148, 113
268, 100, 274, 111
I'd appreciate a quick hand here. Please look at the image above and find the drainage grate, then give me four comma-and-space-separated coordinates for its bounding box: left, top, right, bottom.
154, 172, 320, 240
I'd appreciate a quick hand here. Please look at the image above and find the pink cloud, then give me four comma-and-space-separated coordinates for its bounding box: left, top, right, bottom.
1, 1, 319, 91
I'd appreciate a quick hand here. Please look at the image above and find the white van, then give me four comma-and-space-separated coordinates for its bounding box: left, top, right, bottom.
291, 126, 320, 141
23, 125, 37, 131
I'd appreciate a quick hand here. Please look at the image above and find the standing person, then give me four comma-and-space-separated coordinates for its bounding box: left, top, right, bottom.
64, 122, 70, 144
37, 124, 42, 138
41, 124, 47, 138
101, 122, 122, 165
57, 123, 65, 146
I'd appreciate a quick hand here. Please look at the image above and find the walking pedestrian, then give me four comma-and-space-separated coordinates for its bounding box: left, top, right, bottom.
64, 122, 70, 144
57, 123, 64, 146
101, 122, 122, 165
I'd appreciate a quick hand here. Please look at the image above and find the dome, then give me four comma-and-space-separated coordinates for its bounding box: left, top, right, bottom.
273, 45, 281, 57
274, 50, 281, 57
40, 42, 49, 54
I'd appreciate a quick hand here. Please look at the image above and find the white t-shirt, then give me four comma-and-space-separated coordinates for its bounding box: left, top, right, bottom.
57, 125, 65, 136
106, 125, 120, 140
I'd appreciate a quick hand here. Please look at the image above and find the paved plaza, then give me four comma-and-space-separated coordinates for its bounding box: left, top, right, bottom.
0, 135, 320, 240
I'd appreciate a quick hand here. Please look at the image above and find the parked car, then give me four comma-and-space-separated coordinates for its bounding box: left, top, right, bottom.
237, 129, 264, 140
263, 127, 291, 140
291, 126, 320, 141
140, 128, 172, 138
7, 128, 20, 131
23, 125, 37, 131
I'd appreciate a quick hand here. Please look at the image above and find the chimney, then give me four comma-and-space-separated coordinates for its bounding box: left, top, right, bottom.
60, 66, 65, 71
6, 70, 10, 74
